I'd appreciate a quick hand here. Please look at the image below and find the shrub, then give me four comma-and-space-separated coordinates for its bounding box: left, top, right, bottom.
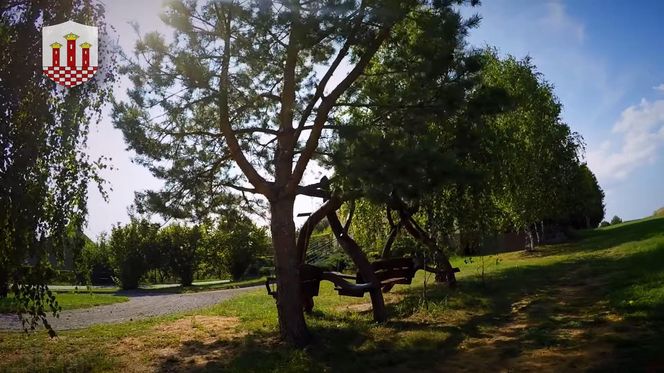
258, 266, 274, 277
244, 256, 273, 278
599, 221, 610, 228
610, 215, 623, 225
158, 224, 202, 286
203, 212, 270, 281
74, 235, 114, 285
107, 219, 159, 290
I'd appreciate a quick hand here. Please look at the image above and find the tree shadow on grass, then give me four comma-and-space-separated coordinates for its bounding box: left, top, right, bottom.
156, 234, 664, 372
424, 244, 664, 371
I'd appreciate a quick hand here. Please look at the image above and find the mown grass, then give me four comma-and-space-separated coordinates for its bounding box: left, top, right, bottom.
0, 291, 129, 313
1, 217, 664, 372
0, 277, 265, 314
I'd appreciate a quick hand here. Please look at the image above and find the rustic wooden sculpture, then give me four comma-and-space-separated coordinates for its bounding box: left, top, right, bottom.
266, 178, 459, 317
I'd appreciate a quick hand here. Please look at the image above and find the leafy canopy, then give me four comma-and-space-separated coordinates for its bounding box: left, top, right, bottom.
0, 1, 116, 332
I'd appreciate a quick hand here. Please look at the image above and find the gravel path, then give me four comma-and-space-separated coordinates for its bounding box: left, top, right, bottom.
0, 285, 261, 331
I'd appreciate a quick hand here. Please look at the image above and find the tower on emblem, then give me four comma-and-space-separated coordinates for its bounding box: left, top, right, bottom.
42, 21, 98, 87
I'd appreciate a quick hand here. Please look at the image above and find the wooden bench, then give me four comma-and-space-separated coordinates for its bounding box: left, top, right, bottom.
357, 257, 417, 287
265, 264, 324, 299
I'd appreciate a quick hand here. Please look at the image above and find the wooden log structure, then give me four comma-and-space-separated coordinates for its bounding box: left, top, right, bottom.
265, 257, 459, 312
266, 177, 460, 316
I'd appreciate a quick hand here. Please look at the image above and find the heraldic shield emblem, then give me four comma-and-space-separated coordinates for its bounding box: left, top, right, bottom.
42, 21, 98, 87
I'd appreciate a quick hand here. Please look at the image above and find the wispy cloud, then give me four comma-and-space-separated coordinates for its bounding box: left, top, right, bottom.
653, 83, 664, 92
541, 1, 586, 44
587, 98, 664, 181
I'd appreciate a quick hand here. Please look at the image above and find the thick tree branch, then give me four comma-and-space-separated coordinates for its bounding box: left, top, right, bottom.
343, 200, 355, 234
326, 199, 387, 322
296, 198, 343, 263
274, 7, 302, 189
381, 222, 401, 258
215, 5, 271, 197
295, 6, 366, 134
287, 24, 396, 194
294, 183, 331, 199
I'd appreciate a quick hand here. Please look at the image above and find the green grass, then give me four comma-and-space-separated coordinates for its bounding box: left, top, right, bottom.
0, 291, 129, 313
0, 277, 265, 313
2, 217, 664, 372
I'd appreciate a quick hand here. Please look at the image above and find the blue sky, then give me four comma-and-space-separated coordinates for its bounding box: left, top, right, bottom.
461, 0, 664, 223
84, 0, 664, 237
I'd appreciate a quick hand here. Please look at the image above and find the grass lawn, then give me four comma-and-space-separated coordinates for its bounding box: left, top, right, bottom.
139, 276, 267, 294
0, 277, 265, 314
0, 291, 129, 313
1, 217, 663, 372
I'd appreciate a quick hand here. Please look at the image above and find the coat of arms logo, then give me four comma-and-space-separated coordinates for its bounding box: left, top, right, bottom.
42, 20, 98, 87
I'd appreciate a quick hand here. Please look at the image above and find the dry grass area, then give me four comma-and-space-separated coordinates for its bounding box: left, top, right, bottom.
108, 316, 245, 372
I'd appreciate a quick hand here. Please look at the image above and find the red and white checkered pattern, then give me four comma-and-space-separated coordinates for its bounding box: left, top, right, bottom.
43, 66, 98, 87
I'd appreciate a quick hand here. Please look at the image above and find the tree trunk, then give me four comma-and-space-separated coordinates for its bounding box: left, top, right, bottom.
524, 227, 534, 252
0, 269, 8, 298
327, 205, 387, 322
270, 197, 310, 346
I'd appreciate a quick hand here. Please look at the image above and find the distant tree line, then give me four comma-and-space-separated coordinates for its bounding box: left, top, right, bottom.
332, 51, 606, 256
599, 215, 624, 227
75, 212, 270, 290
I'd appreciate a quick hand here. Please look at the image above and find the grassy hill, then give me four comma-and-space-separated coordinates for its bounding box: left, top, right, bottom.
654, 207, 664, 217
1, 216, 663, 372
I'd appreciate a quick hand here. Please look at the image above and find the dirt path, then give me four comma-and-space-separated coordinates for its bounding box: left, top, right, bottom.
0, 286, 261, 331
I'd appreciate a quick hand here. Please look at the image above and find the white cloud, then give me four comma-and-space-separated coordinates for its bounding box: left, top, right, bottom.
653, 83, 664, 92
587, 98, 664, 181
